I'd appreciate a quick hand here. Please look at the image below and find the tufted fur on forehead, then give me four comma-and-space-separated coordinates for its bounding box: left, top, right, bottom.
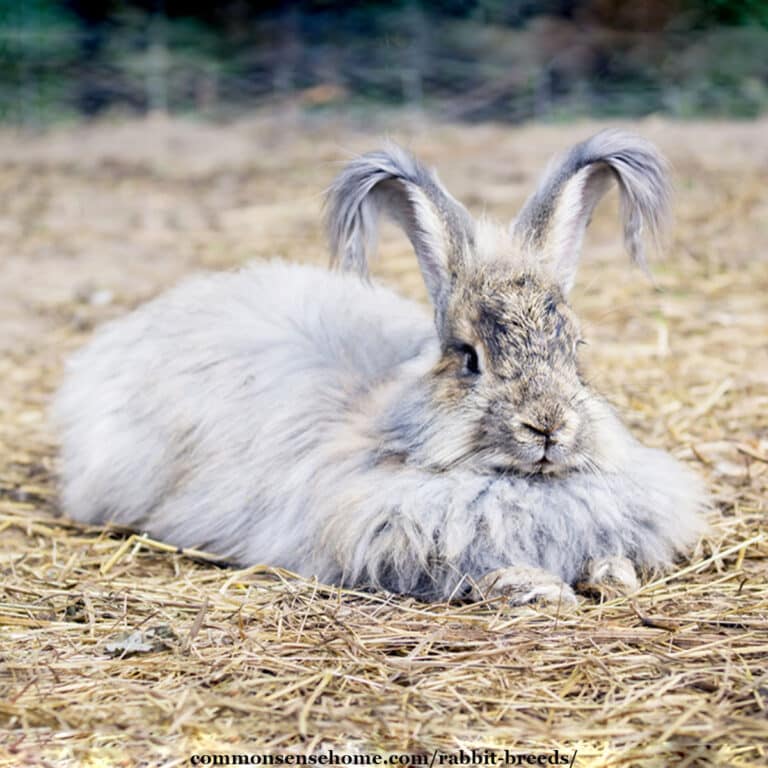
446, 262, 579, 374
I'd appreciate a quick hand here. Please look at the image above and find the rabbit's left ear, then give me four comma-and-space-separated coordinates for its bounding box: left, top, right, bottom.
512, 130, 670, 293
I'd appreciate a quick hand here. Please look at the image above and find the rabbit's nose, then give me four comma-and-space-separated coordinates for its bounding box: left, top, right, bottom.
520, 416, 566, 446
521, 420, 553, 441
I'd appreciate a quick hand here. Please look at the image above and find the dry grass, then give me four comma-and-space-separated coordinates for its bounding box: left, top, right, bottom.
0, 113, 767, 767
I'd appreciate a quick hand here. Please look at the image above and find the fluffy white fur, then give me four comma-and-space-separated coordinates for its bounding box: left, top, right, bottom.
54, 133, 708, 602
54, 259, 707, 600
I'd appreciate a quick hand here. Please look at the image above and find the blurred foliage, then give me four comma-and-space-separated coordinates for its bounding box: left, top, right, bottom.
0, 0, 767, 125
690, 0, 768, 27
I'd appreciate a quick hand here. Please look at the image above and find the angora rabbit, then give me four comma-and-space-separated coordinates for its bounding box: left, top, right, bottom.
53, 130, 708, 604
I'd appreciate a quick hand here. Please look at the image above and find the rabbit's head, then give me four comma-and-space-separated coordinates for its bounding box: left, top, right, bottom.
326, 131, 669, 476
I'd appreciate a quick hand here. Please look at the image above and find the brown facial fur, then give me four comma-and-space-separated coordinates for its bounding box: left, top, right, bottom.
429, 264, 593, 475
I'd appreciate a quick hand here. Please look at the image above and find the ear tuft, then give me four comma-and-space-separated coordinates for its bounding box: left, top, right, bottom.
513, 130, 671, 292
325, 143, 426, 275
324, 143, 474, 325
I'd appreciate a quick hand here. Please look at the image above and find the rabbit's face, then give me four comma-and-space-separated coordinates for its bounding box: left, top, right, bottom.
327, 134, 669, 475
430, 267, 597, 476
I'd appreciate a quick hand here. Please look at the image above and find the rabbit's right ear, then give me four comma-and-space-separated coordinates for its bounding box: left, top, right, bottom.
325, 144, 474, 327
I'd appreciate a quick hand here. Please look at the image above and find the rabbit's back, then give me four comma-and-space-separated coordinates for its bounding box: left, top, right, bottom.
53, 259, 434, 563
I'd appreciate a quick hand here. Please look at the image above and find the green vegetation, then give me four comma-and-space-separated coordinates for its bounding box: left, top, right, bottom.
1, 0, 767, 125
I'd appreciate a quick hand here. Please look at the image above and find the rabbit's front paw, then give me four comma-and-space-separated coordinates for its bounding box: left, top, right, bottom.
470, 566, 578, 607
577, 555, 639, 598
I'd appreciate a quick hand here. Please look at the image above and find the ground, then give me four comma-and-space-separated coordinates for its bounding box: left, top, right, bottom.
0, 112, 766, 767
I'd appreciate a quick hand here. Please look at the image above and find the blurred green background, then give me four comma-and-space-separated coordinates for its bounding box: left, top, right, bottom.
2, 0, 768, 127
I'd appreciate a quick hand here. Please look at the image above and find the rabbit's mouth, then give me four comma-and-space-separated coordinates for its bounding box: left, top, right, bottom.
530, 457, 572, 476
490, 455, 577, 478
535, 457, 572, 475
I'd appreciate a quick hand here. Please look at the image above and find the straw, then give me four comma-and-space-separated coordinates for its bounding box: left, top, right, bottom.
1, 114, 766, 767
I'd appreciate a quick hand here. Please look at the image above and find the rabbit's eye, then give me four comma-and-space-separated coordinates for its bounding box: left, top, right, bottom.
457, 343, 480, 376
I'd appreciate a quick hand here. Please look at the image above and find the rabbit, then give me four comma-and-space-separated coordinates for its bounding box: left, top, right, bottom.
52, 130, 709, 605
